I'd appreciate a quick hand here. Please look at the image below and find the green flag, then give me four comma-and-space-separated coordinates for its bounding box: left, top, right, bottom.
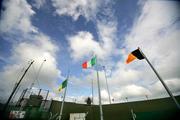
58, 79, 67, 92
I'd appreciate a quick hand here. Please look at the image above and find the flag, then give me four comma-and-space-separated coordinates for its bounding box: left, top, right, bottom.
82, 56, 96, 69
126, 48, 145, 64
58, 79, 67, 92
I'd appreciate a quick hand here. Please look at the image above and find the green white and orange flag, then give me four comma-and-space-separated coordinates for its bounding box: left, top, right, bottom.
126, 48, 145, 64
58, 79, 68, 92
82, 56, 97, 69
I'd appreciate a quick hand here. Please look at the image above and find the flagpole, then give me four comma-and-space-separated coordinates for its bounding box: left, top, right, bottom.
138, 47, 180, 110
96, 70, 104, 120
58, 71, 70, 120
91, 79, 94, 104
103, 66, 111, 104
131, 109, 136, 120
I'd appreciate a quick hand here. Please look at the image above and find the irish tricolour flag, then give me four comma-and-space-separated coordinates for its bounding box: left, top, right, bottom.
82, 56, 96, 69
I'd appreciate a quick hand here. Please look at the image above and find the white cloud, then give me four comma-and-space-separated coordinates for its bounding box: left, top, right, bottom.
12, 34, 58, 62
68, 12, 117, 61
32, 0, 46, 9
1, 0, 179, 105
52, 0, 101, 21
60, 0, 180, 104
52, 0, 117, 61
101, 89, 110, 104
124, 0, 180, 82
110, 1, 180, 101
96, 20, 117, 56
110, 84, 151, 103
121, 85, 151, 97
110, 62, 142, 86
68, 31, 104, 60
68, 24, 117, 60
110, 84, 151, 102
0, 33, 62, 102
0, 0, 37, 34
125, 1, 180, 57
149, 78, 180, 98
66, 1, 180, 104
0, 0, 63, 103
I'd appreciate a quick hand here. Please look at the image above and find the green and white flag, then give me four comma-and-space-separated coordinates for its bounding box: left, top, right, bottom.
58, 79, 67, 92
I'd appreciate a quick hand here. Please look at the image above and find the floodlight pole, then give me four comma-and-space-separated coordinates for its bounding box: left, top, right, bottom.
138, 47, 180, 110
30, 59, 46, 89
3, 60, 34, 112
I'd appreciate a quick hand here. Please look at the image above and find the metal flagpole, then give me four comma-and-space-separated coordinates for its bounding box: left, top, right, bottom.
103, 66, 111, 104
131, 109, 136, 120
138, 47, 180, 110
3, 60, 34, 112
91, 79, 94, 104
58, 71, 70, 120
96, 70, 104, 120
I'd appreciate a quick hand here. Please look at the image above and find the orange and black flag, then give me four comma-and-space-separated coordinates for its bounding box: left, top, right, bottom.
126, 48, 145, 64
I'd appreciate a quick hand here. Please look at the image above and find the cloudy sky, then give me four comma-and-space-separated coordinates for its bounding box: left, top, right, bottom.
0, 0, 180, 104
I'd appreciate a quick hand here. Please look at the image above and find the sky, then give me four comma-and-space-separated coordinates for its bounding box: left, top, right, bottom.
0, 0, 180, 104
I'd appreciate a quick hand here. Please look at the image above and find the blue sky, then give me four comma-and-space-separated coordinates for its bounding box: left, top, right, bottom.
25, 0, 141, 76
0, 0, 180, 104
